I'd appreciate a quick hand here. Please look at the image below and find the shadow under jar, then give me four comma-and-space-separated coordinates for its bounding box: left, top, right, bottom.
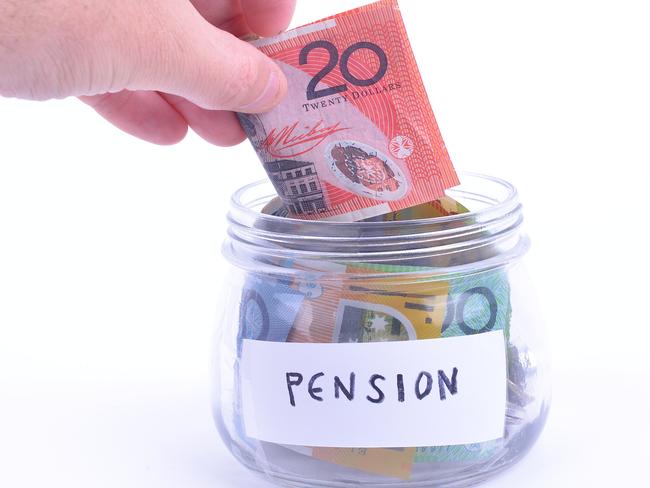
213, 173, 550, 488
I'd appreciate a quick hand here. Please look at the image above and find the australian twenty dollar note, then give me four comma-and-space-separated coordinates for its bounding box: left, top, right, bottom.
239, 0, 459, 222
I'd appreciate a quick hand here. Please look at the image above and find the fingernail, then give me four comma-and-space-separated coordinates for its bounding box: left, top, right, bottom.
238, 70, 282, 113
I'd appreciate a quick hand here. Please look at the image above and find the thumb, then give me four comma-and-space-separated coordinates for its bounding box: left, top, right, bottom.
126, 4, 287, 113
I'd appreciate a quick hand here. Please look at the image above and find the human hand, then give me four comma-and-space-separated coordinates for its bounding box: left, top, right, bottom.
0, 0, 295, 145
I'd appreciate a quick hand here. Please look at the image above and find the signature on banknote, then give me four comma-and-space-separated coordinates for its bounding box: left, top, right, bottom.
261, 120, 350, 158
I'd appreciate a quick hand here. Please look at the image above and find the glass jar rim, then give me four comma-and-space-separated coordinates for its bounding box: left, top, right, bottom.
225, 172, 529, 277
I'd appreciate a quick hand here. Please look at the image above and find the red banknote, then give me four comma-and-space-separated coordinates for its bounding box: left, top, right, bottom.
239, 0, 459, 221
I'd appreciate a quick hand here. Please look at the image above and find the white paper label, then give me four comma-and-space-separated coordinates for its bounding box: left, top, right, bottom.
240, 330, 507, 448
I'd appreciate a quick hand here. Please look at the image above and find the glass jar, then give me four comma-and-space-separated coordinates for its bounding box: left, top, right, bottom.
213, 173, 550, 488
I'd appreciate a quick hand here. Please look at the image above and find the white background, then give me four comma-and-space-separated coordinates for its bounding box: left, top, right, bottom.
1, 0, 649, 486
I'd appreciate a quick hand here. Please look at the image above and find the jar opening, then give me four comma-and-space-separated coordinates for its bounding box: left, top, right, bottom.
224, 172, 529, 276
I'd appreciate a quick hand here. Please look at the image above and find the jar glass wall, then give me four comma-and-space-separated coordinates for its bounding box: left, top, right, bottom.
213, 173, 550, 487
